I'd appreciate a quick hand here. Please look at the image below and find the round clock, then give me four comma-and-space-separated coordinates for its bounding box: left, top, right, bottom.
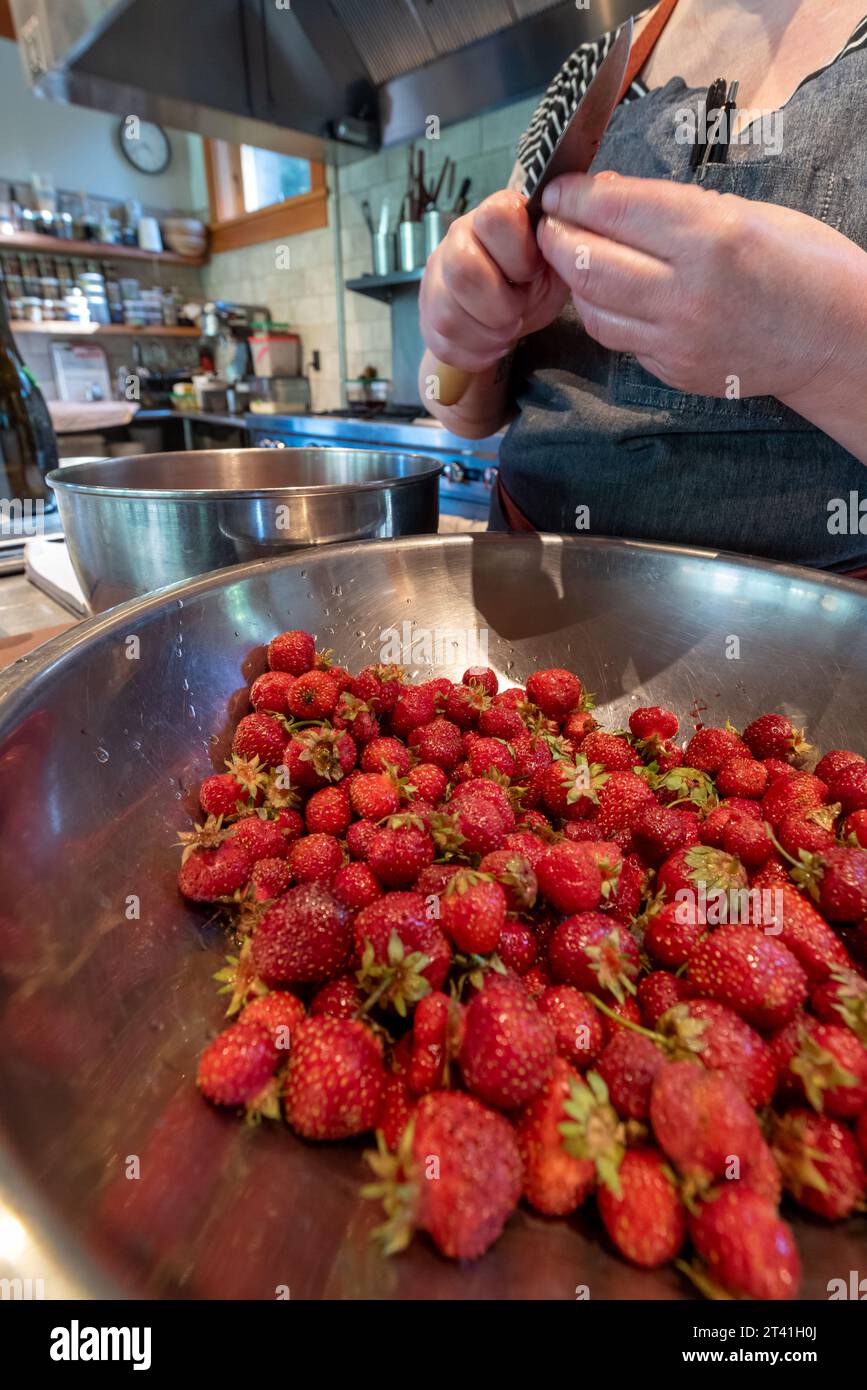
118, 118, 172, 175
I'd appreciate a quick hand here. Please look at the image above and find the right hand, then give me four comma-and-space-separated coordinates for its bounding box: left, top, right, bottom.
419, 190, 569, 373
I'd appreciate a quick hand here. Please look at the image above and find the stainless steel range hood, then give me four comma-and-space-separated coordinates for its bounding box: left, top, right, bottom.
10, 0, 636, 160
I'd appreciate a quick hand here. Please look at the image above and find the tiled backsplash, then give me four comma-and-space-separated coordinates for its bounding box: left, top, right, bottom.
201, 93, 542, 412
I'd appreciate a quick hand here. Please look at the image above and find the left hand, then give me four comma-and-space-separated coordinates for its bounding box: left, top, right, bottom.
536, 172, 867, 402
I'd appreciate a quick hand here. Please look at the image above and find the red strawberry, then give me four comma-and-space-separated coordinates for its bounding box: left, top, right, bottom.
811, 967, 867, 1042
687, 923, 807, 1029
515, 1058, 595, 1215
536, 841, 603, 913
595, 771, 655, 841
267, 629, 315, 675
287, 831, 344, 885
440, 870, 506, 954
743, 712, 810, 761
239, 990, 305, 1049
764, 884, 851, 983
645, 901, 707, 969
638, 971, 695, 1027
761, 771, 828, 826
685, 726, 749, 773
450, 778, 516, 830
346, 817, 378, 859
406, 762, 448, 806
603, 850, 647, 923
770, 1109, 866, 1220
478, 850, 538, 912
598, 1147, 686, 1269
596, 1028, 666, 1120
650, 1060, 763, 1183
776, 806, 836, 858
232, 712, 286, 767
463, 666, 498, 696
250, 856, 292, 900
466, 736, 515, 779
391, 685, 436, 737
786, 1019, 867, 1117
688, 1189, 799, 1300
364, 1090, 521, 1259
178, 839, 252, 902
197, 1019, 278, 1111
541, 755, 606, 820
525, 667, 582, 721
827, 760, 867, 814
716, 756, 768, 800
376, 1074, 416, 1150
250, 669, 296, 715
656, 845, 747, 914
286, 669, 339, 720
251, 883, 352, 983
502, 829, 548, 870
350, 663, 404, 715
562, 709, 599, 749
629, 705, 678, 742
844, 808, 867, 847
815, 747, 865, 783
445, 681, 489, 728
309, 973, 363, 1019
354, 891, 451, 998
478, 703, 524, 741
284, 1016, 384, 1139
201, 754, 267, 818
599, 994, 642, 1042
459, 976, 556, 1109
360, 735, 412, 776
407, 990, 462, 1095
763, 756, 797, 782
349, 771, 400, 821
304, 784, 351, 836
657, 1000, 777, 1107
497, 922, 537, 974
332, 692, 379, 744
633, 803, 700, 864
437, 794, 505, 857
409, 717, 463, 770
332, 861, 383, 911
549, 913, 639, 1003
367, 817, 435, 888
581, 731, 636, 772
792, 845, 867, 923
538, 985, 605, 1070
227, 814, 289, 863
284, 725, 356, 786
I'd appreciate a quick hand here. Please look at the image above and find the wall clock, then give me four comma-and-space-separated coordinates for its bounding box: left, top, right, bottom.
118, 119, 172, 175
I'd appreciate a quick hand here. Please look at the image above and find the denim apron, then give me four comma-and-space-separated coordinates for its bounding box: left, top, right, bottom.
493, 41, 867, 571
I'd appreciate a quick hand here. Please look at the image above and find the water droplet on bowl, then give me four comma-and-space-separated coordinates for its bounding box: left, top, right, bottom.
95, 747, 109, 763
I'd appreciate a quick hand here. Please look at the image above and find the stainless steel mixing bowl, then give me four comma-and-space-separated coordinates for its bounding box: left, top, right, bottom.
1, 534, 865, 1299
48, 447, 442, 612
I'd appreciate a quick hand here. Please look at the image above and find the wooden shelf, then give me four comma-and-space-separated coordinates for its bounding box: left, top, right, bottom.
345, 269, 424, 303
11, 321, 200, 337
0, 229, 207, 267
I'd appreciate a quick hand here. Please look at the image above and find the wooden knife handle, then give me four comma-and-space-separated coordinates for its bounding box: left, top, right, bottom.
430, 359, 471, 407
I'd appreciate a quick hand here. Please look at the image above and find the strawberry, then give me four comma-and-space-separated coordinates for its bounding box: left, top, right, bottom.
811, 967, 867, 1043
541, 755, 606, 820
440, 869, 506, 954
761, 771, 828, 826
685, 726, 749, 773
284, 725, 356, 786
360, 735, 412, 776
657, 1000, 777, 1107
649, 1060, 763, 1184
267, 628, 315, 675
350, 663, 404, 715
309, 973, 363, 1018
304, 784, 351, 836
603, 850, 646, 922
549, 913, 639, 1003
346, 817, 378, 859
249, 856, 292, 900
408, 762, 448, 806
764, 884, 850, 983
656, 845, 747, 914
497, 922, 537, 974
466, 736, 515, 779
826, 760, 867, 814
595, 770, 655, 841
598, 1147, 686, 1269
478, 703, 524, 741
376, 1075, 416, 1151
227, 814, 289, 862
332, 861, 383, 911
815, 747, 865, 782
332, 692, 379, 744
407, 990, 461, 1094
536, 841, 603, 913
437, 795, 505, 857
844, 808, 867, 847
688, 1189, 800, 1300
239, 990, 305, 1049
286, 669, 339, 721
653, 764, 718, 812
502, 830, 548, 871
581, 731, 636, 772
595, 1028, 666, 1120
450, 778, 516, 830
687, 923, 807, 1029
763, 756, 797, 782
638, 971, 695, 1027
284, 1016, 385, 1139
367, 817, 435, 888
633, 803, 700, 865
197, 1019, 278, 1113
200, 754, 267, 819
776, 805, 837, 858
478, 850, 538, 911
716, 756, 768, 800
364, 1090, 522, 1259
390, 685, 436, 737
538, 985, 605, 1070
459, 976, 556, 1109
232, 712, 286, 767
445, 681, 489, 728
349, 771, 400, 822
525, 667, 582, 721
409, 717, 463, 770
250, 669, 296, 715
354, 891, 451, 999
629, 705, 679, 743
178, 839, 252, 902
463, 666, 498, 697
743, 712, 810, 761
251, 883, 352, 983
287, 831, 344, 885
559, 1069, 626, 1193
644, 901, 706, 970
515, 1058, 595, 1215
562, 709, 599, 748
739, 1137, 783, 1205
523, 963, 553, 998
599, 994, 642, 1042
786, 1019, 867, 1117
791, 845, 867, 923
770, 1109, 866, 1221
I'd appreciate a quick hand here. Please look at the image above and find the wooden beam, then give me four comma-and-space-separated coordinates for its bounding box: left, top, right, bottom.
0, 1, 16, 41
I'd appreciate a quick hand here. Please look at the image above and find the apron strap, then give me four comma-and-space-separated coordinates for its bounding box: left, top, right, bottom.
617, 0, 681, 102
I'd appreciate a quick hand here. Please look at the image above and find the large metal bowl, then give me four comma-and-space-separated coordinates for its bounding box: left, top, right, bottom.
1, 534, 865, 1300
48, 447, 442, 612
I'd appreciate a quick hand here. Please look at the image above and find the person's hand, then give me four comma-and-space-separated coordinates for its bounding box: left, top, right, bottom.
419, 190, 569, 372
536, 172, 867, 403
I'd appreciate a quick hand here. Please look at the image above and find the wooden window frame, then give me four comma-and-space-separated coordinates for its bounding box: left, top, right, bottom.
203, 139, 328, 253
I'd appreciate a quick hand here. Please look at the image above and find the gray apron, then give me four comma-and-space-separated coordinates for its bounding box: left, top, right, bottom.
493, 44, 867, 570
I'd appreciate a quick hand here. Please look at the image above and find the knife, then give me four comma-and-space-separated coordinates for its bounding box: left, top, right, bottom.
431, 16, 634, 408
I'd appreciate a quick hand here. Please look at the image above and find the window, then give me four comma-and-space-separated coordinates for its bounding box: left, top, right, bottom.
204, 140, 327, 253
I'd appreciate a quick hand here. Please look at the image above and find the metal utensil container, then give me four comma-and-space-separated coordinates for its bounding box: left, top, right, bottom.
0, 534, 865, 1299
48, 448, 442, 611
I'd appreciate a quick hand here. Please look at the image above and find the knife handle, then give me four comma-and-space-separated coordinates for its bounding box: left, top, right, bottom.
430, 358, 472, 407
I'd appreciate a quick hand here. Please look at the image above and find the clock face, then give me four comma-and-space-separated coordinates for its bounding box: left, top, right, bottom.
118, 119, 172, 175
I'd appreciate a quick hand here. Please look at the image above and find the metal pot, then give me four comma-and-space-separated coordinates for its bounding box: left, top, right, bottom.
0, 534, 865, 1299
48, 448, 442, 611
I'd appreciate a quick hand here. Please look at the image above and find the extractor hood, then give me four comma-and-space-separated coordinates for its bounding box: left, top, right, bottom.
10, 0, 637, 160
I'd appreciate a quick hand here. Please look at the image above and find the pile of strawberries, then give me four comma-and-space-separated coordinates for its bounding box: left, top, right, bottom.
180, 629, 867, 1296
